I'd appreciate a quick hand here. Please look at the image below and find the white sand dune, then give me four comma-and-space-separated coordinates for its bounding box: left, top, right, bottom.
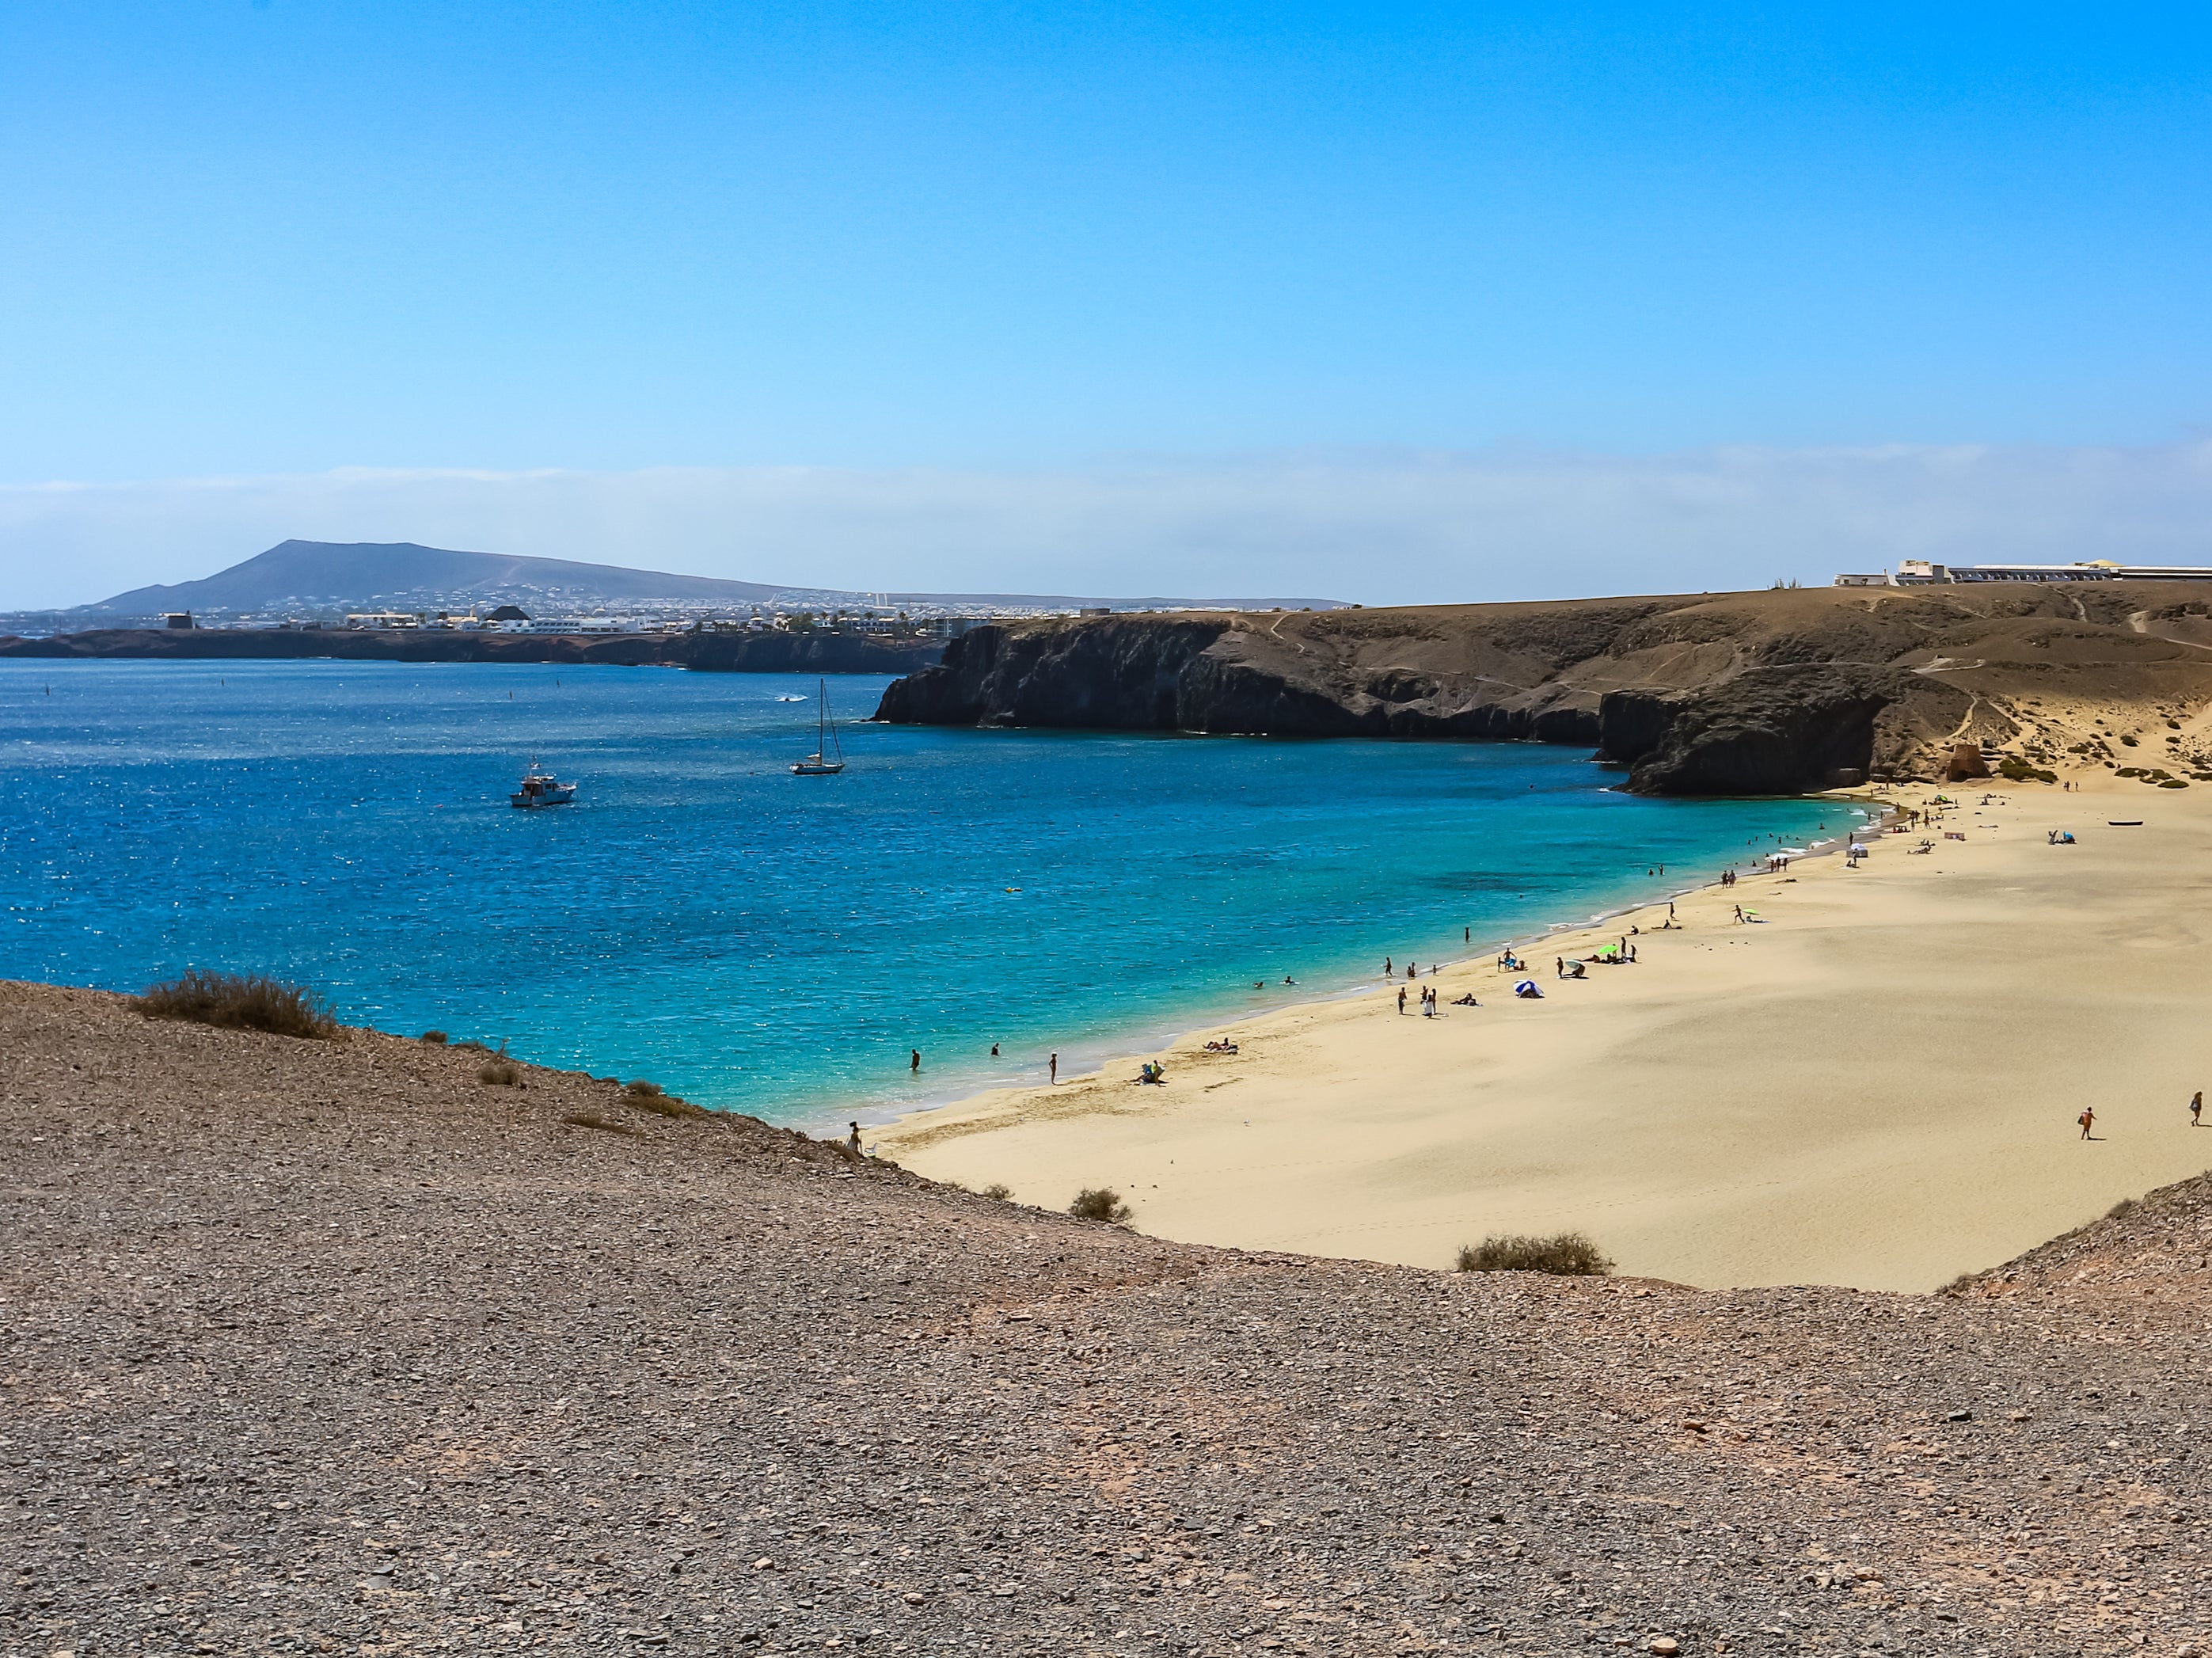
880, 776, 2212, 1291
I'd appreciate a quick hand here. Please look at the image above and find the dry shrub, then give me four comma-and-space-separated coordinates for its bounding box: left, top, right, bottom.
980, 1183, 1013, 1201
134, 971, 337, 1040
561, 1110, 639, 1136
477, 1059, 523, 1087
1069, 1187, 1132, 1224
1454, 1232, 1613, 1276
420, 1030, 450, 1044
621, 1079, 709, 1120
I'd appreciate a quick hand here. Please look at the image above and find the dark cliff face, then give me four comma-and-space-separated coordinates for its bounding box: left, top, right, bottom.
875, 618, 1227, 727
1597, 667, 1967, 795
881, 584, 2212, 794
875, 612, 1614, 743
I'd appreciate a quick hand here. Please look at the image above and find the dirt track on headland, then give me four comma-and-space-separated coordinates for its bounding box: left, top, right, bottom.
3, 980, 2208, 1656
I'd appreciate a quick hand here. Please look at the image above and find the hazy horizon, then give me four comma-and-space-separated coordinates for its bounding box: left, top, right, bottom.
6, 6, 2210, 607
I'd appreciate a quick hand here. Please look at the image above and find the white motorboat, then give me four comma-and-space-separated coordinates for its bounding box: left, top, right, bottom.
791, 680, 846, 775
510, 759, 576, 808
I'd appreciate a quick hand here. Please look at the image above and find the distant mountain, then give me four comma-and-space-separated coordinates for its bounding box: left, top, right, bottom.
85, 540, 1341, 616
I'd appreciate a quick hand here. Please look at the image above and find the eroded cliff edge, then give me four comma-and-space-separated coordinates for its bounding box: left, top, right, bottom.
876, 584, 2212, 792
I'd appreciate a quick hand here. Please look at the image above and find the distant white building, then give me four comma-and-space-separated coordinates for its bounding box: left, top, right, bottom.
1838, 559, 2212, 587
523, 616, 634, 634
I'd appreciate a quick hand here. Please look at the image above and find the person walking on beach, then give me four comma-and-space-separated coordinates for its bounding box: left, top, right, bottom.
2078, 1106, 2096, 1140
2191, 1090, 2202, 1127
846, 1121, 862, 1154
1397, 986, 1408, 1014
1049, 1052, 1058, 1084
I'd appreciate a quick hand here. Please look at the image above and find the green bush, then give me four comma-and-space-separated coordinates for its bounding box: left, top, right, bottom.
1995, 756, 2056, 785
134, 971, 337, 1040
1454, 1232, 1614, 1276
1069, 1187, 1133, 1224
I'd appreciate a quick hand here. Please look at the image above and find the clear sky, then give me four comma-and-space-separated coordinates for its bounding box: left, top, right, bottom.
5, 3, 2212, 603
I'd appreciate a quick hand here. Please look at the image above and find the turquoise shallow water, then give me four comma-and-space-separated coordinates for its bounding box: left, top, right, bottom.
1, 660, 1848, 1127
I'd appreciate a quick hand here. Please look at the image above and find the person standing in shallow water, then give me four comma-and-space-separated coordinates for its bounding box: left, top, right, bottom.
1049, 1052, 1058, 1084
910, 1048, 921, 1074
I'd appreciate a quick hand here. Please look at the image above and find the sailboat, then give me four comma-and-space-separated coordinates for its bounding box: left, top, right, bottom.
791, 679, 846, 775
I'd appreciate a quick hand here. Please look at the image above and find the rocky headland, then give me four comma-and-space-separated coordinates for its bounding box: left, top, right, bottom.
874, 585, 2212, 793
4, 980, 2208, 1656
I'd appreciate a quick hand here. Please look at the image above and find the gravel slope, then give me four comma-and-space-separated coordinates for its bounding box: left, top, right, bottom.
2, 981, 2206, 1657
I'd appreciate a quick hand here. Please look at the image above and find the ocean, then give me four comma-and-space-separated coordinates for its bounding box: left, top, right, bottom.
1, 659, 1848, 1127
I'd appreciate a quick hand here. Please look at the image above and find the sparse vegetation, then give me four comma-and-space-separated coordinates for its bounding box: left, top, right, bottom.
1069, 1187, 1132, 1224
1454, 1232, 1614, 1276
621, 1079, 711, 1119
1996, 756, 2057, 785
420, 1030, 449, 1044
980, 1183, 1013, 1201
561, 1109, 639, 1136
477, 1058, 523, 1086
134, 971, 337, 1040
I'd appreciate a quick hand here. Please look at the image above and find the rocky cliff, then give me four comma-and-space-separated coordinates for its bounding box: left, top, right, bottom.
877, 585, 2212, 792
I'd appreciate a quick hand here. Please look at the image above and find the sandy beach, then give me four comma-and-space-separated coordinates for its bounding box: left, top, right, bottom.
879, 772, 2212, 1291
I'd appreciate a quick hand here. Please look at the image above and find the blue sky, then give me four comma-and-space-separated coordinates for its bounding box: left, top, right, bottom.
5, 3, 2212, 603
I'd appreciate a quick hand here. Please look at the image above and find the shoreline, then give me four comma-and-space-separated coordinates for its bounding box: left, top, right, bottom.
843, 790, 1866, 1135
876, 771, 2212, 1291
855, 791, 1886, 1130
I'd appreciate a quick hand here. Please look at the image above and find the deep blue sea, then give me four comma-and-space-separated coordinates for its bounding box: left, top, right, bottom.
1, 660, 1849, 1127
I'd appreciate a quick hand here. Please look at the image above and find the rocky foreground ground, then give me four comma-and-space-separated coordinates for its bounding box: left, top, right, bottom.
2, 982, 2207, 1658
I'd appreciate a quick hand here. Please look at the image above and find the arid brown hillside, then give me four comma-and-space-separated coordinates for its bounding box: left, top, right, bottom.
3, 981, 2208, 1656
877, 584, 2212, 793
